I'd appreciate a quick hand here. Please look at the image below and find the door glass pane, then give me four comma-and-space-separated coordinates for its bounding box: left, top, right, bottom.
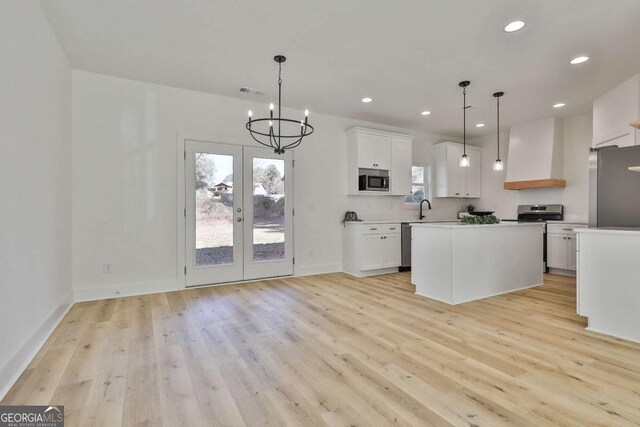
195, 153, 234, 267
252, 158, 285, 261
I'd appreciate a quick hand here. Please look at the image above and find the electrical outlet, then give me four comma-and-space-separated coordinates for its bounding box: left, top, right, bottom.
103, 262, 112, 274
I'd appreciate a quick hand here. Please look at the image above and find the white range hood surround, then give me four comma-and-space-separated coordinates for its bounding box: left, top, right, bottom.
504, 117, 566, 190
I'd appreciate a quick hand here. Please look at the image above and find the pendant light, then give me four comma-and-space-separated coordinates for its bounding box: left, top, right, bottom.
459, 81, 471, 168
246, 55, 314, 154
493, 91, 504, 171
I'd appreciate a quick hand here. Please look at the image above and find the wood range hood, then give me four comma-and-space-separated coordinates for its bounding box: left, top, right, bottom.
504, 179, 566, 190
504, 117, 566, 190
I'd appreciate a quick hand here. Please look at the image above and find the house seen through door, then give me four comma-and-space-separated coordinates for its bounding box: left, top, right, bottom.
185, 140, 293, 287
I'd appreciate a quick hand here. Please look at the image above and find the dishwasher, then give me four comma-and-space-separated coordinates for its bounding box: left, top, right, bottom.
399, 223, 412, 271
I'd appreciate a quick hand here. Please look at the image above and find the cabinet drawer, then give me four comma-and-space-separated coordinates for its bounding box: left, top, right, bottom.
384, 224, 401, 233
362, 225, 385, 235
547, 224, 587, 235
361, 224, 401, 235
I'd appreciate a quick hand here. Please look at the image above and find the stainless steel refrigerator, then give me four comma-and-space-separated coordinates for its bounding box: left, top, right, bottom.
589, 145, 640, 227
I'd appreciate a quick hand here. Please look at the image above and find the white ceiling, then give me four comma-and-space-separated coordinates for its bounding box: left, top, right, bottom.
40, 0, 640, 137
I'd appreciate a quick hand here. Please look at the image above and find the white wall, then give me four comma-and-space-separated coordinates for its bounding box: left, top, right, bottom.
71, 71, 465, 298
0, 1, 72, 397
474, 112, 593, 222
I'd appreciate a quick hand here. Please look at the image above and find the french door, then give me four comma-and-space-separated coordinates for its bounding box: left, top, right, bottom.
185, 141, 293, 287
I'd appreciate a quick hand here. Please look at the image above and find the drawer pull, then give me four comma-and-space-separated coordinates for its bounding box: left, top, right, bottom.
370, 227, 378, 231
389, 227, 396, 230
562, 228, 573, 231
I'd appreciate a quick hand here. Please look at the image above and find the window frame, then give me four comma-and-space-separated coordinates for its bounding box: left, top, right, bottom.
404, 164, 431, 207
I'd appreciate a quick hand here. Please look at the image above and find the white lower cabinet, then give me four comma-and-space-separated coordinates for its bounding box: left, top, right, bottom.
547, 223, 587, 273
547, 234, 569, 269
343, 223, 401, 277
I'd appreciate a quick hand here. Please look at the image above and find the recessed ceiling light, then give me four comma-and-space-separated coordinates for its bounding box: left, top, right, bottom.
361, 97, 372, 103
504, 20, 525, 32
570, 56, 589, 65
475, 123, 485, 128
421, 110, 431, 116
553, 103, 566, 108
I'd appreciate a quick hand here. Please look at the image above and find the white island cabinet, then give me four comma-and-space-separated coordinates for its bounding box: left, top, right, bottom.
576, 228, 640, 343
411, 222, 544, 304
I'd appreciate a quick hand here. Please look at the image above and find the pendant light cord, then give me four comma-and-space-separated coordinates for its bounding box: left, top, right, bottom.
496, 95, 500, 159
463, 86, 466, 156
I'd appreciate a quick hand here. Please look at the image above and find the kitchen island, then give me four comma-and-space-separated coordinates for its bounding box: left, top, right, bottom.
576, 227, 640, 343
411, 222, 544, 304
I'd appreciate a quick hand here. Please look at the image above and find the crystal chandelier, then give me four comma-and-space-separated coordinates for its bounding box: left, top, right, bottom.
246, 55, 314, 154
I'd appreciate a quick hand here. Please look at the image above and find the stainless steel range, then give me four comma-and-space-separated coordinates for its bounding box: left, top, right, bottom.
503, 204, 564, 272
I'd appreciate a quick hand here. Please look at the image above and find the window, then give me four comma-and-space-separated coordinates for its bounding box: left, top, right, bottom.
404, 165, 430, 204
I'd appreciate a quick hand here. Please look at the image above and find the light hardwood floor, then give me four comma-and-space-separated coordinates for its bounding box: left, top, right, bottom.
3, 273, 640, 426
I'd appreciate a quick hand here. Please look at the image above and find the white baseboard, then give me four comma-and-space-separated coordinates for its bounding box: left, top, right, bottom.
73, 279, 182, 302
294, 263, 342, 277
75, 264, 344, 302
0, 291, 73, 401
415, 282, 542, 305
342, 267, 399, 278
548, 267, 576, 277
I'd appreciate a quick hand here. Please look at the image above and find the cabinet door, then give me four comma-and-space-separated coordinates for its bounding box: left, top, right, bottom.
357, 133, 377, 169
383, 234, 401, 268
390, 138, 412, 195
361, 234, 385, 270
547, 235, 568, 269
446, 146, 464, 197
373, 135, 392, 169
566, 235, 577, 271
464, 148, 482, 198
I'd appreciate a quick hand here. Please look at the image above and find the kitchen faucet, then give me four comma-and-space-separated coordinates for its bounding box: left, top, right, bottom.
419, 199, 432, 220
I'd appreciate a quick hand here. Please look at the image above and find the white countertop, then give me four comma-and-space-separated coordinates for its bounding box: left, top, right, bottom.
344, 219, 457, 225
411, 222, 544, 229
576, 227, 640, 235
546, 221, 589, 225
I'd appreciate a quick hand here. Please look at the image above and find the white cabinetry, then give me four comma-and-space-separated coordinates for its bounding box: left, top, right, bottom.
547, 223, 587, 273
343, 223, 401, 277
575, 229, 640, 342
346, 127, 413, 195
593, 74, 640, 148
433, 142, 481, 198
356, 133, 391, 169
390, 138, 412, 196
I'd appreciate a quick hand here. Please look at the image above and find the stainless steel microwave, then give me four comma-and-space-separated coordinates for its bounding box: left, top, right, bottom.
359, 170, 390, 191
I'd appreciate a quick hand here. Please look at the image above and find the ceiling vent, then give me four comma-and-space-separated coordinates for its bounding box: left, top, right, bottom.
239, 87, 264, 96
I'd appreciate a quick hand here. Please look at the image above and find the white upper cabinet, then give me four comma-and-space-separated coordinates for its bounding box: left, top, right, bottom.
356, 133, 391, 169
346, 127, 413, 195
433, 142, 481, 198
390, 137, 412, 196
593, 74, 640, 148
